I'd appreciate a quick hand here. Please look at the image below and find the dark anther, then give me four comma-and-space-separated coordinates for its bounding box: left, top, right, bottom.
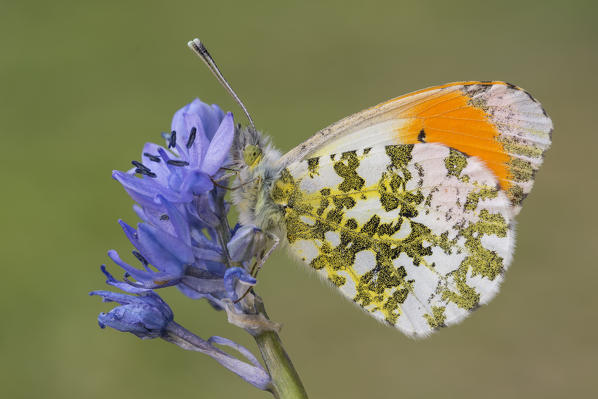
132, 250, 148, 266
160, 214, 169, 221
418, 129, 426, 142
167, 160, 189, 167
143, 152, 161, 162
186, 127, 197, 149
168, 130, 177, 148
131, 160, 151, 172
135, 168, 157, 178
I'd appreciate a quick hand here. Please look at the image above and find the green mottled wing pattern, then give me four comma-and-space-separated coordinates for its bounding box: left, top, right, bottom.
271, 143, 515, 337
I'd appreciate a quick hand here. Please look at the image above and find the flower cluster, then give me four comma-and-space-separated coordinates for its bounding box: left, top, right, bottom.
91, 99, 273, 390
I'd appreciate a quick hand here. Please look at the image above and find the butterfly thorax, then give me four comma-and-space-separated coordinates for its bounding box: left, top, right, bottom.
231, 127, 286, 238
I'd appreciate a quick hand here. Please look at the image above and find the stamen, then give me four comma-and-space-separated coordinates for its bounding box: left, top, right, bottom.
131, 161, 156, 177
131, 160, 151, 172
135, 168, 157, 178
186, 127, 197, 149
166, 160, 189, 167
160, 214, 169, 220
168, 130, 177, 149
143, 152, 161, 162
132, 250, 148, 266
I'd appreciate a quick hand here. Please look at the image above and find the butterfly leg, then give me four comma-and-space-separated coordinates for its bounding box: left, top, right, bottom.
212, 172, 237, 183
211, 175, 256, 190
250, 232, 280, 277
234, 232, 280, 304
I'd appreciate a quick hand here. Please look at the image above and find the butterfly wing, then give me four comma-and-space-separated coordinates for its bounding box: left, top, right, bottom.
272, 143, 514, 337
278, 81, 552, 215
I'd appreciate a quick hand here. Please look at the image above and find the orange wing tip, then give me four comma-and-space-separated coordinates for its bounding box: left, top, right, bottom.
390, 81, 551, 209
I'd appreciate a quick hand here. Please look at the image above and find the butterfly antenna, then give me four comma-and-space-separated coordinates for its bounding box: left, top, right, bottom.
187, 38, 256, 130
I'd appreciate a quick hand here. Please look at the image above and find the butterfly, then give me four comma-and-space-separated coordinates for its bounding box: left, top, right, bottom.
189, 40, 553, 338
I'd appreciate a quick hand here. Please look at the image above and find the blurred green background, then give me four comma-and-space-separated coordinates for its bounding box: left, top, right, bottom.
2, 0, 597, 398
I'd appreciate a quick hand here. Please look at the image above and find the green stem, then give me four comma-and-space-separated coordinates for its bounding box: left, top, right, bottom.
212, 194, 305, 397
254, 330, 308, 399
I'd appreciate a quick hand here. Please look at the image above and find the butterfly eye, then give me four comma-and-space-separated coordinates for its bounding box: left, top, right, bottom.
243, 145, 263, 168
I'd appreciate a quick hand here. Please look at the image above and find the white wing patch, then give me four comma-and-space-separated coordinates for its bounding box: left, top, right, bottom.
270, 143, 515, 337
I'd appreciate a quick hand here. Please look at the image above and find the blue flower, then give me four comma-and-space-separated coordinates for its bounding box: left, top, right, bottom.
102, 98, 266, 311
105, 99, 236, 290
90, 266, 173, 339
92, 98, 277, 392
112, 99, 234, 206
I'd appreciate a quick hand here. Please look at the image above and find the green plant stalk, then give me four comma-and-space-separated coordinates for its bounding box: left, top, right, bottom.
215, 202, 306, 397
254, 329, 308, 399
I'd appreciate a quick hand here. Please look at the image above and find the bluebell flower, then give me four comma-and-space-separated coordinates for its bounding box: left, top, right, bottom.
106, 99, 239, 293
90, 266, 173, 339
97, 97, 279, 327
93, 98, 278, 392
112, 100, 234, 206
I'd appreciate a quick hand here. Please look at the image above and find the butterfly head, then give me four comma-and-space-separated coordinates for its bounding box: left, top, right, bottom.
232, 126, 265, 168
243, 144, 263, 169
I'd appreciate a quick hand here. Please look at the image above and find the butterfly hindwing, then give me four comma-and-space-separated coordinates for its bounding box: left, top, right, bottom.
271, 143, 515, 337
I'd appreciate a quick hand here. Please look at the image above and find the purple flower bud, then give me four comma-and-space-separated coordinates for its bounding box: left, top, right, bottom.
90, 283, 173, 339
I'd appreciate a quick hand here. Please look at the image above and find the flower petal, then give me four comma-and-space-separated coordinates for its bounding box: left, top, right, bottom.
201, 112, 234, 175
179, 170, 213, 197
113, 170, 178, 208
107, 249, 177, 285
187, 122, 209, 168
208, 336, 263, 368
137, 223, 193, 268
197, 100, 225, 140
100, 265, 151, 294
179, 99, 225, 140
156, 195, 191, 246
179, 276, 225, 295
223, 267, 256, 301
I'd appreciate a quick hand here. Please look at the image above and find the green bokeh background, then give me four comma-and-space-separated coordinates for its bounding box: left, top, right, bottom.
2, 1, 597, 398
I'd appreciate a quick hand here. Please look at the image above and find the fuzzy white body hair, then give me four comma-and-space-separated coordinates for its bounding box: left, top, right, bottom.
230, 127, 287, 240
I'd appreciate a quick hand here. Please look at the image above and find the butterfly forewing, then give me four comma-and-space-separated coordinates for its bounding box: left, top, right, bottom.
279, 82, 552, 215
271, 143, 515, 337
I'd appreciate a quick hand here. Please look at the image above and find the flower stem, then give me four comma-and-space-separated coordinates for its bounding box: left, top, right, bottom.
254, 330, 308, 399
